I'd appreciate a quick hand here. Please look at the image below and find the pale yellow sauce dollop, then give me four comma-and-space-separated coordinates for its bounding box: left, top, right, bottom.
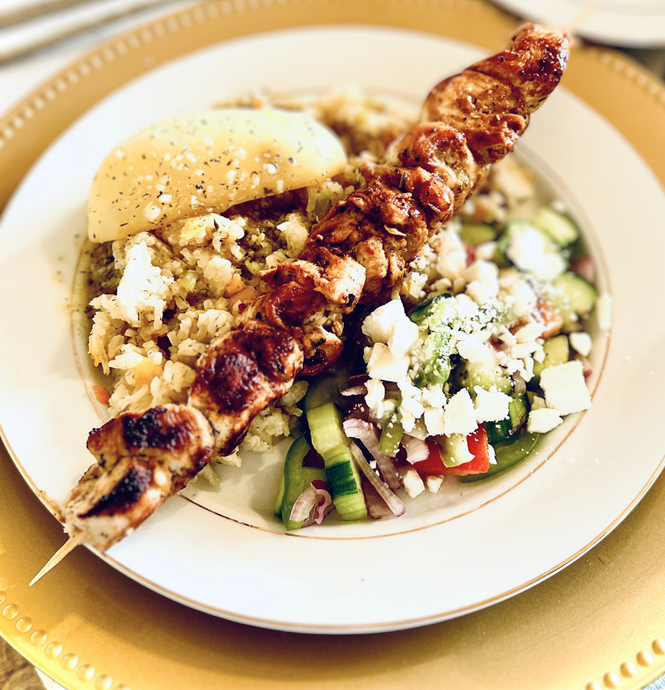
87, 108, 347, 243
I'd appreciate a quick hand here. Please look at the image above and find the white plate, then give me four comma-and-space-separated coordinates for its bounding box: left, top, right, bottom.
492, 0, 665, 47
1, 26, 664, 634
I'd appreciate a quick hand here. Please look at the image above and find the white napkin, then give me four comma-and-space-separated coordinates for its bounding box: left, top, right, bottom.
0, 0, 184, 63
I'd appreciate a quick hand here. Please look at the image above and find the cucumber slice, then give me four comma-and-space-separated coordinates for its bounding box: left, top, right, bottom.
496, 220, 560, 256
277, 435, 326, 531
413, 331, 452, 388
378, 412, 404, 457
551, 271, 599, 330
409, 292, 454, 325
323, 446, 367, 521
306, 403, 348, 456
303, 368, 349, 412
306, 402, 367, 521
460, 431, 539, 482
460, 223, 497, 247
440, 434, 474, 467
485, 394, 529, 444
532, 334, 569, 381
496, 220, 566, 279
409, 294, 455, 389
531, 207, 579, 247
460, 360, 513, 395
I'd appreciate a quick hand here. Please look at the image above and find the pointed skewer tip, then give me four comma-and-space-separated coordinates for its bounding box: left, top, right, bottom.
563, 1, 599, 38
30, 530, 86, 586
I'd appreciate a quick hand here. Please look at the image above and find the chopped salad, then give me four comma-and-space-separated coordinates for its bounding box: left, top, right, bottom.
275, 157, 611, 530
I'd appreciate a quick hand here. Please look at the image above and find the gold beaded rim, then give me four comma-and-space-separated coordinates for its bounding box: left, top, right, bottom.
0, 590, 129, 690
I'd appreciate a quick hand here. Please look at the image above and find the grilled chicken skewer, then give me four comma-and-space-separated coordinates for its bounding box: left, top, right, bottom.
32, 23, 569, 582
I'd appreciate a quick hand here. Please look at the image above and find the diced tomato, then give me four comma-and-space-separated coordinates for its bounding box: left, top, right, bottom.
413, 427, 492, 477
440, 426, 491, 476
465, 245, 476, 266
535, 299, 564, 339
93, 385, 111, 406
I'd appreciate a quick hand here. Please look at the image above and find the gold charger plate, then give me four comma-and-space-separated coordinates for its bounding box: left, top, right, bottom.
1, 1, 665, 688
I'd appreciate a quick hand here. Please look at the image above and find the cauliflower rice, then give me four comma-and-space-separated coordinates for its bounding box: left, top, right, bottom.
81, 88, 421, 464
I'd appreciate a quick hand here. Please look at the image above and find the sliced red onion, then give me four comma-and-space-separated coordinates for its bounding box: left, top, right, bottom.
349, 442, 405, 518
571, 255, 595, 284
289, 481, 334, 526
513, 376, 527, 396
310, 480, 334, 524
343, 418, 402, 490
345, 401, 370, 422
401, 435, 430, 465
341, 385, 368, 397
361, 477, 395, 520
576, 354, 593, 378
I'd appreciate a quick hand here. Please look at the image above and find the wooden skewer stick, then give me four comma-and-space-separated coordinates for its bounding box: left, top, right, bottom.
564, 1, 599, 38
30, 530, 86, 586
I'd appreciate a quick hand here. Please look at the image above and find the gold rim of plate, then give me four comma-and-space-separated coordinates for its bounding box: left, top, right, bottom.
1, 1, 665, 689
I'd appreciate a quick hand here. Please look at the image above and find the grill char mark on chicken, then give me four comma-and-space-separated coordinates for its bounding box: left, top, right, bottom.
65, 404, 214, 549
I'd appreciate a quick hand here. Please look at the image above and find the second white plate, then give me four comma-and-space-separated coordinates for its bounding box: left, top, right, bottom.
492, 0, 665, 47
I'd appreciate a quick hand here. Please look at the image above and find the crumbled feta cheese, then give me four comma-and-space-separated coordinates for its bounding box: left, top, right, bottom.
475, 241, 497, 261
456, 335, 493, 366
366, 343, 408, 383
424, 407, 445, 435
402, 467, 426, 498
511, 342, 540, 359
522, 356, 535, 383
389, 318, 420, 357
595, 292, 613, 332
407, 418, 429, 440
398, 380, 421, 400
515, 322, 544, 343
466, 280, 492, 305
422, 385, 447, 408
364, 378, 386, 418
436, 229, 467, 279
569, 331, 592, 357
506, 227, 566, 281
401, 271, 429, 300
510, 279, 537, 318
499, 267, 521, 290
540, 360, 591, 415
425, 475, 445, 493
443, 389, 477, 435
474, 387, 511, 423
455, 293, 480, 320
531, 395, 547, 410
527, 408, 563, 433
463, 260, 499, 295
400, 409, 417, 433
362, 299, 407, 343
400, 395, 425, 420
